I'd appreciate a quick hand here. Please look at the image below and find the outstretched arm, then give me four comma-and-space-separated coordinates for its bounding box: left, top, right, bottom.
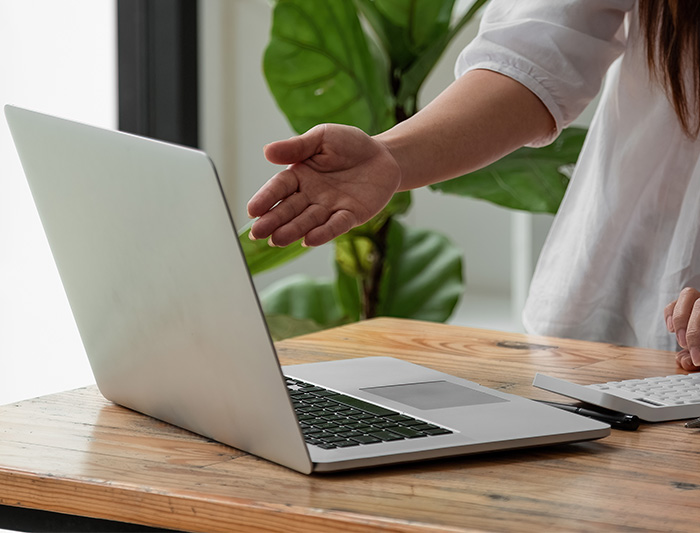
377, 69, 555, 190
247, 69, 554, 247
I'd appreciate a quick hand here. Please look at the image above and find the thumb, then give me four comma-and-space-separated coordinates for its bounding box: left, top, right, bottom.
264, 124, 325, 165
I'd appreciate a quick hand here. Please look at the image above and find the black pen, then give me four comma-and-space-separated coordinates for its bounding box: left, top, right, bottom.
685, 417, 700, 428
536, 400, 640, 431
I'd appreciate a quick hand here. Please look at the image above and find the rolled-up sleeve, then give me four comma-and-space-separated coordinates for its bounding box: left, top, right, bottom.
456, 0, 634, 146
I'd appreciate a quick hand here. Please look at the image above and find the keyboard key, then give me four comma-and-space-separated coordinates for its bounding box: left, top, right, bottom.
348, 413, 375, 420
300, 386, 324, 392
372, 421, 402, 429
327, 394, 396, 416
368, 430, 405, 441
337, 430, 365, 438
423, 428, 453, 436
313, 401, 339, 409
320, 436, 350, 444
315, 422, 342, 430
349, 435, 383, 444
385, 414, 414, 422
386, 426, 426, 438
319, 414, 347, 422
401, 419, 429, 426
342, 420, 369, 429
334, 440, 360, 448
411, 423, 441, 431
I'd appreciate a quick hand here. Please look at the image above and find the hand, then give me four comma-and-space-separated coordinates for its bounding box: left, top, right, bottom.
247, 124, 401, 247
664, 287, 700, 371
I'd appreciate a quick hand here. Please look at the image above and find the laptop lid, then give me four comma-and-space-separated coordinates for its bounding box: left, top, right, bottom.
5, 104, 313, 474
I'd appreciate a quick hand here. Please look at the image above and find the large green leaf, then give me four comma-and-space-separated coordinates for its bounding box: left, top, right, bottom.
355, 0, 455, 71
238, 221, 310, 276
264, 0, 394, 135
429, 127, 587, 214
356, 0, 489, 112
377, 220, 463, 322
260, 274, 347, 327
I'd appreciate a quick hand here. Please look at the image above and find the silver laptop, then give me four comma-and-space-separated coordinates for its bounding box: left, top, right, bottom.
4, 105, 609, 474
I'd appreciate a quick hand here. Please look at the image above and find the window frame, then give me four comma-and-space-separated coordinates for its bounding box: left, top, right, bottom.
117, 0, 199, 148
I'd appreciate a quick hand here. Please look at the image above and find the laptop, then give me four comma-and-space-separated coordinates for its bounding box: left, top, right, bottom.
4, 105, 609, 474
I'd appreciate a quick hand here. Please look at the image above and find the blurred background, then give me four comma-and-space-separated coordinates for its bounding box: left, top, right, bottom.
0, 0, 598, 405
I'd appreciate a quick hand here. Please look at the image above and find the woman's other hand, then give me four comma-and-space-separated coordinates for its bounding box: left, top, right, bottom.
665, 287, 700, 371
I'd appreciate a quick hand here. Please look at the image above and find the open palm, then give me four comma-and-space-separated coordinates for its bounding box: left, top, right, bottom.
247, 124, 401, 247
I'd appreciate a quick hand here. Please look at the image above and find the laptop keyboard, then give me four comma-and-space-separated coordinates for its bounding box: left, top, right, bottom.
285, 377, 453, 450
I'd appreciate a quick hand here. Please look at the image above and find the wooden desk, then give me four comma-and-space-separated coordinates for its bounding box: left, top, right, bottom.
1, 318, 699, 532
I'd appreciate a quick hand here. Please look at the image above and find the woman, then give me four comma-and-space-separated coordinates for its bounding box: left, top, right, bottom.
247, 1, 700, 370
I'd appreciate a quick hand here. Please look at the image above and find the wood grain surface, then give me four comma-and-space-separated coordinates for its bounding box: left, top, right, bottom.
1, 318, 699, 532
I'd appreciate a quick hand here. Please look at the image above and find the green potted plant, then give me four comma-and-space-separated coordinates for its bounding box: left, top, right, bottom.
239, 0, 585, 340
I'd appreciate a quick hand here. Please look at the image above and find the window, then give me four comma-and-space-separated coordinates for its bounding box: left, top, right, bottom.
0, 1, 117, 404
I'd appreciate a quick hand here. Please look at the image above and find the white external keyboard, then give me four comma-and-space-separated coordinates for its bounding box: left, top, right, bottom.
533, 372, 700, 422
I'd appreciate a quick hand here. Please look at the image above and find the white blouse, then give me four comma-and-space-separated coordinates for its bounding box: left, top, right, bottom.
455, 0, 700, 350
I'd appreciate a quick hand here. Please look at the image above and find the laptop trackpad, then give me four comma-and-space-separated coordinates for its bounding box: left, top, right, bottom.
362, 380, 508, 410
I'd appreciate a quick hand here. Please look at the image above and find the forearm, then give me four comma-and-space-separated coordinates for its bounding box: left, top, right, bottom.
374, 69, 556, 191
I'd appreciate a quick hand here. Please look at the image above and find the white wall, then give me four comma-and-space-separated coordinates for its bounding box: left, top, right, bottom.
0, 0, 117, 404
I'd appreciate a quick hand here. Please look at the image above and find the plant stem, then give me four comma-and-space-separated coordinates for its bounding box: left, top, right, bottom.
362, 218, 391, 319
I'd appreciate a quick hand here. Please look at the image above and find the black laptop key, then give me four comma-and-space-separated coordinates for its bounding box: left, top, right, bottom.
385, 425, 426, 438
326, 394, 396, 416
320, 435, 350, 444
411, 423, 441, 431
334, 440, 361, 447
313, 401, 338, 409
300, 385, 325, 392
348, 412, 375, 420
373, 420, 402, 429
337, 430, 365, 438
423, 427, 453, 436
385, 414, 413, 423
349, 435, 383, 444
319, 414, 347, 422
315, 421, 343, 430
368, 430, 405, 442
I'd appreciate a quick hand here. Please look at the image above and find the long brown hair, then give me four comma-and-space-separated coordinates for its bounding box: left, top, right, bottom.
639, 0, 700, 138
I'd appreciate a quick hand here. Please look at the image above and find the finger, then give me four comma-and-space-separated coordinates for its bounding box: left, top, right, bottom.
676, 349, 700, 372
270, 203, 333, 247
672, 287, 700, 348
250, 191, 312, 240
263, 125, 325, 165
247, 170, 300, 220
686, 298, 700, 365
664, 300, 677, 332
302, 209, 360, 247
